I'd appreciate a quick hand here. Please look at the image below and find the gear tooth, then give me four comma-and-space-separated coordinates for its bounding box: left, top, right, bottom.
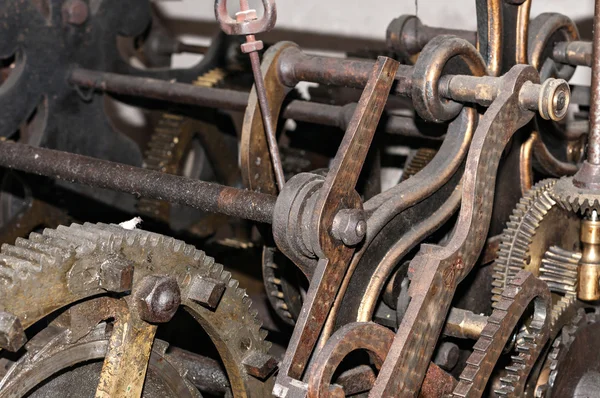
0, 264, 15, 285
220, 270, 232, 284
15, 237, 67, 261
249, 308, 259, 319
228, 279, 240, 289
1, 244, 49, 266
44, 227, 96, 254
259, 329, 268, 340
183, 244, 196, 257
0, 254, 40, 277
192, 249, 207, 263
210, 262, 223, 276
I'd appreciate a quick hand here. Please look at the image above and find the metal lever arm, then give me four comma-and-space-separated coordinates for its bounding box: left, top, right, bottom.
274, 56, 399, 397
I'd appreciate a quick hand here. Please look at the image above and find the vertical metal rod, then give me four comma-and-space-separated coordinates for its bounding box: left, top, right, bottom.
239, 0, 286, 191
248, 49, 286, 191
588, 0, 600, 165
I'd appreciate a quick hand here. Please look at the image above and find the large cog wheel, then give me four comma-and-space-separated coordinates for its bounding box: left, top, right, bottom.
0, 222, 274, 397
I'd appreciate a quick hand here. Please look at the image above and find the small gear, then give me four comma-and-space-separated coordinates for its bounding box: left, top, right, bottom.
550, 176, 600, 215
539, 246, 579, 296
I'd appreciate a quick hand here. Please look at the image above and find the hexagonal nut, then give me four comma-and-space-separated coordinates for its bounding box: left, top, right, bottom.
331, 209, 367, 246
99, 257, 134, 293
187, 275, 226, 309
242, 351, 278, 379
134, 275, 181, 323
241, 40, 264, 54
0, 312, 27, 352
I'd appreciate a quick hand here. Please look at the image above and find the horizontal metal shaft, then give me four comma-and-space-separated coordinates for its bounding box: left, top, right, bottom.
69, 68, 440, 139
0, 141, 277, 224
277, 46, 414, 96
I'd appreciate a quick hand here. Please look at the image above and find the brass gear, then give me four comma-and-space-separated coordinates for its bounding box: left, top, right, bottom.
485, 179, 583, 397
491, 179, 580, 304
0, 222, 273, 397
539, 246, 580, 296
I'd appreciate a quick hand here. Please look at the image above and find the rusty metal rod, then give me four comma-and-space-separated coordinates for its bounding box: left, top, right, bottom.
589, 0, 600, 165
553, 41, 593, 67
69, 68, 440, 139
0, 141, 276, 224
277, 47, 414, 96
248, 49, 286, 191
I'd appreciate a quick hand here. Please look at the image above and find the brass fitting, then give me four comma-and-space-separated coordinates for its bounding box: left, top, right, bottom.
578, 213, 600, 301
443, 308, 488, 340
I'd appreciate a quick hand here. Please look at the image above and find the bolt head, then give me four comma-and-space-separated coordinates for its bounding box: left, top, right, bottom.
135, 275, 181, 323
0, 312, 26, 352
331, 209, 367, 247
187, 275, 226, 309
62, 0, 89, 26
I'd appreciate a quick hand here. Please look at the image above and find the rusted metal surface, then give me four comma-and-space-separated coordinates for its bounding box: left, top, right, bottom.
335, 366, 377, 396
274, 57, 398, 396
370, 65, 541, 397
307, 322, 394, 398
419, 363, 457, 398
278, 46, 414, 97
0, 141, 277, 224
